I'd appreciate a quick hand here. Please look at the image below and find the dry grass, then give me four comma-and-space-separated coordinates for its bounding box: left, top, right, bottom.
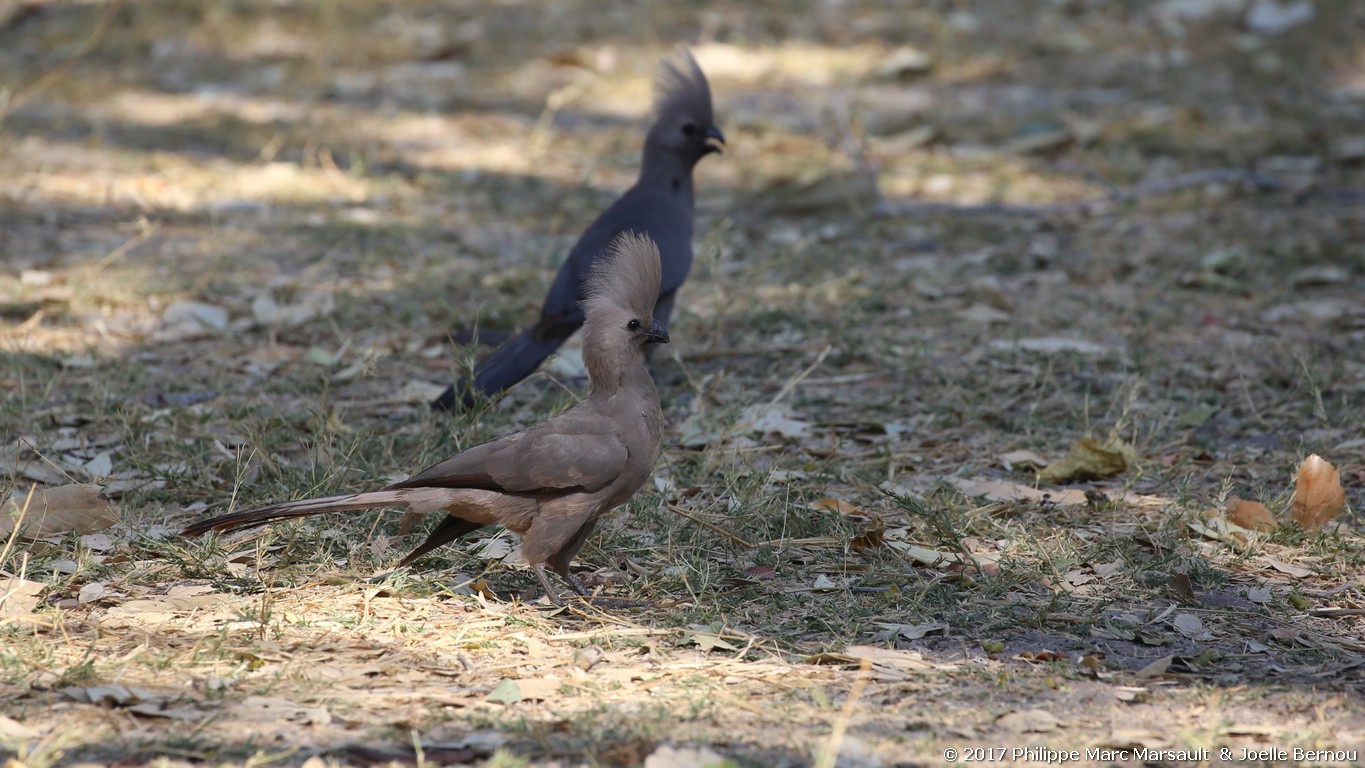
3, 1, 1365, 766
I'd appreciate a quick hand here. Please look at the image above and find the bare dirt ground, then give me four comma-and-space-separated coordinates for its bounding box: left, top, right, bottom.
3, 1, 1365, 766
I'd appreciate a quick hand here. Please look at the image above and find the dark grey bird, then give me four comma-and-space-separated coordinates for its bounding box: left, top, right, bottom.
433, 47, 722, 411
182, 234, 669, 605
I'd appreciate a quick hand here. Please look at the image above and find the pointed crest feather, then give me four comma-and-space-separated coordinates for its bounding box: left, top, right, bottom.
583, 232, 662, 321
653, 46, 714, 126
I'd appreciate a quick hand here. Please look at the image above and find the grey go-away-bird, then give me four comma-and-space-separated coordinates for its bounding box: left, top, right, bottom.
432, 47, 722, 411
182, 233, 669, 605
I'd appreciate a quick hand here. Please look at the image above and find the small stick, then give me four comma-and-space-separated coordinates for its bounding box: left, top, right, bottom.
666, 503, 753, 548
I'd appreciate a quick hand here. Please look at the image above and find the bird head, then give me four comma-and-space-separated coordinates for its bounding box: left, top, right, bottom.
646, 47, 725, 163
582, 232, 668, 359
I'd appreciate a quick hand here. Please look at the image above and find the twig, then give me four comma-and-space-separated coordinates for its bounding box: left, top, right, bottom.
0, 0, 120, 122
769, 345, 832, 407
666, 503, 753, 548
877, 168, 1284, 219
814, 658, 872, 768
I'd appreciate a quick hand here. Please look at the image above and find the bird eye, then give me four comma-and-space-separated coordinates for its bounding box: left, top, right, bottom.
681, 122, 697, 137
626, 319, 641, 332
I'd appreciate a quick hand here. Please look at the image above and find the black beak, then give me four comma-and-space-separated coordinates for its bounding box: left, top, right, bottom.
644, 318, 670, 344
704, 125, 726, 155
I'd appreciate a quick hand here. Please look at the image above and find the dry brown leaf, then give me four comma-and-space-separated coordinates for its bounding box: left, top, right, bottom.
1039, 437, 1136, 483
811, 497, 861, 516
996, 709, 1060, 733
1291, 454, 1346, 529
1133, 655, 1174, 679
1227, 496, 1278, 532
999, 449, 1049, 470
1, 483, 118, 538
0, 578, 45, 619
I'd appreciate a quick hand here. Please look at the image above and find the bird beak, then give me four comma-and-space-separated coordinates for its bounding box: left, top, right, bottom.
704, 126, 726, 155
644, 319, 670, 344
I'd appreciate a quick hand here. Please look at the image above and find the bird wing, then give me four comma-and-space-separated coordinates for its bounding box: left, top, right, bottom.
387, 411, 628, 495
536, 185, 693, 333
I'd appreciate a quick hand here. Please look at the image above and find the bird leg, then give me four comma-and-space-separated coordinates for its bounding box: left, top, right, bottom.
532, 563, 567, 607
560, 569, 592, 598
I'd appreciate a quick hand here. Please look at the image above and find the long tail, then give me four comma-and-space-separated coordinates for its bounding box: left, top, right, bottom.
432, 326, 574, 412
179, 491, 411, 537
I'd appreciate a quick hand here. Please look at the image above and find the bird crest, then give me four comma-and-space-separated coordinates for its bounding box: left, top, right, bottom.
583, 232, 662, 322
653, 46, 714, 128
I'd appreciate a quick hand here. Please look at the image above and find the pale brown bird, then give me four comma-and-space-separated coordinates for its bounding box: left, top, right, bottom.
182, 233, 668, 605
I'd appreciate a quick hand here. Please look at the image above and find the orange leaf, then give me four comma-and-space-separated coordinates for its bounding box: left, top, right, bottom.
812, 497, 860, 516
1227, 496, 1277, 532
1291, 455, 1346, 529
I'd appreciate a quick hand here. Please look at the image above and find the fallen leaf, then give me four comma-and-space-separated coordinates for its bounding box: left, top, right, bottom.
1133, 655, 1174, 679
681, 625, 737, 653
1246, 0, 1315, 36
1039, 437, 1136, 483
0, 714, 37, 739
78, 582, 109, 604
843, 645, 938, 672
1267, 559, 1312, 579
811, 497, 861, 516
1169, 573, 1198, 603
1291, 454, 1346, 529
162, 300, 228, 331
736, 403, 810, 439
872, 622, 947, 641
1, 484, 118, 538
644, 744, 731, 768
0, 578, 45, 619
1227, 496, 1278, 531
511, 677, 561, 702
996, 709, 1059, 733
742, 565, 777, 580
1172, 612, 1210, 640
999, 449, 1048, 470
989, 337, 1113, 356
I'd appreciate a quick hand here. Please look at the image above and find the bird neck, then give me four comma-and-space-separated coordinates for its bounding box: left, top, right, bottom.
638, 146, 698, 200
583, 341, 655, 400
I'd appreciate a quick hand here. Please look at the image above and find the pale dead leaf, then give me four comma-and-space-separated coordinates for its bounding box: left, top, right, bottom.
1039, 437, 1136, 483
78, 582, 109, 604
1, 484, 118, 538
0, 578, 45, 619
487, 679, 522, 705
162, 300, 228, 333
0, 714, 37, 739
1227, 496, 1278, 532
0, 449, 73, 484
644, 744, 729, 768
872, 621, 948, 641
996, 709, 1059, 733
81, 451, 113, 480
990, 337, 1113, 356
737, 403, 810, 439
945, 477, 1168, 509
1172, 612, 1211, 640
251, 291, 334, 328
226, 696, 330, 726
810, 497, 861, 517
999, 449, 1048, 470
1267, 559, 1312, 579
513, 677, 561, 702
843, 645, 937, 671
681, 625, 738, 653
1133, 655, 1174, 679
1291, 454, 1346, 529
